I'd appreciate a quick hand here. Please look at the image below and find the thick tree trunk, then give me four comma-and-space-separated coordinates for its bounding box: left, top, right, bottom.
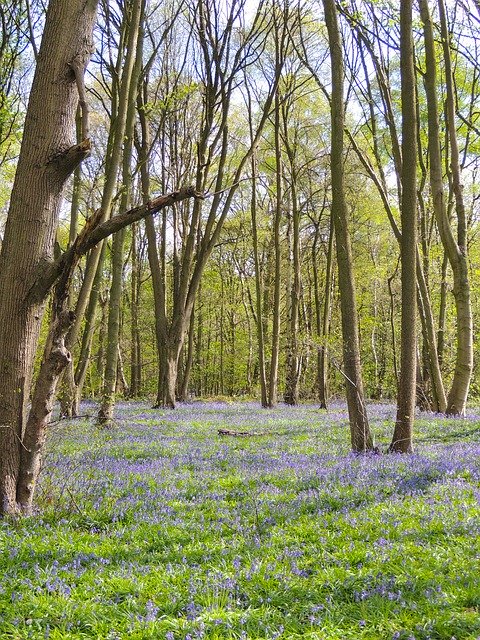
323, 0, 374, 452
0, 0, 97, 515
390, 0, 417, 453
165, 351, 179, 409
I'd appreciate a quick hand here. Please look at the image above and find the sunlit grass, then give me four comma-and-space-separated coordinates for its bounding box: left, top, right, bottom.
1, 401, 479, 639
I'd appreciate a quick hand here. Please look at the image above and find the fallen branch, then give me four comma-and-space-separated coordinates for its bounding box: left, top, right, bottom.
218, 428, 265, 437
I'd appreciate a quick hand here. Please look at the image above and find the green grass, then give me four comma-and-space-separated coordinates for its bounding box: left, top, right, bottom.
0, 401, 479, 639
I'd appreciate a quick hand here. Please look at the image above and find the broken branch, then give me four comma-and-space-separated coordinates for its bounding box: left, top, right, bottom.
27, 185, 201, 305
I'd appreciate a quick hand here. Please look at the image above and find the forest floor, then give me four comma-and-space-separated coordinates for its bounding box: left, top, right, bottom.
1, 401, 479, 639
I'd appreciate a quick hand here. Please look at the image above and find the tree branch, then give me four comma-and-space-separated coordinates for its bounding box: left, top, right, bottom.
27, 185, 201, 305
46, 138, 91, 183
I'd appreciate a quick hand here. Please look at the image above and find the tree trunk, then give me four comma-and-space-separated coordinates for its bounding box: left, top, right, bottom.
317, 213, 334, 408
130, 223, 142, 397
97, 230, 127, 423
17, 311, 75, 512
390, 0, 417, 453
250, 149, 268, 407
283, 152, 301, 406
323, 0, 373, 452
135, 77, 168, 408
165, 351, 179, 409
178, 309, 195, 401
346, 107, 447, 415
74, 247, 106, 410
430, 0, 473, 415
0, 0, 97, 516
268, 85, 283, 408
98, 0, 142, 423
437, 250, 449, 367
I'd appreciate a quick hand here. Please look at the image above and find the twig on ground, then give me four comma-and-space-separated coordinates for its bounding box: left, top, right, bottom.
218, 428, 266, 437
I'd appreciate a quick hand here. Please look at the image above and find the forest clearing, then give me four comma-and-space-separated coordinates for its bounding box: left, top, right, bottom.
1, 401, 480, 639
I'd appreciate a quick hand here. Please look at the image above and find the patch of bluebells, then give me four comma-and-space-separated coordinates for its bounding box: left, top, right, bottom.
0, 401, 479, 638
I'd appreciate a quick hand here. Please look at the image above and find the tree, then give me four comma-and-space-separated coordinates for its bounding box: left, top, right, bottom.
59, 0, 146, 418
339, 0, 447, 414
141, 0, 282, 408
98, 0, 143, 424
436, 0, 473, 415
0, 0, 98, 515
322, 0, 374, 452
389, 0, 417, 453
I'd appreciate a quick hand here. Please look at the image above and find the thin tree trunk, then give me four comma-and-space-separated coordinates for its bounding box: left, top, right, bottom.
437, 250, 449, 366
196, 284, 203, 397
116, 343, 129, 396
136, 88, 168, 408
74, 246, 106, 410
98, 0, 142, 423
323, 0, 373, 452
318, 213, 334, 408
130, 223, 142, 397
179, 308, 195, 401
284, 155, 301, 406
58, 108, 83, 418
390, 0, 417, 453
268, 85, 282, 408
250, 150, 268, 407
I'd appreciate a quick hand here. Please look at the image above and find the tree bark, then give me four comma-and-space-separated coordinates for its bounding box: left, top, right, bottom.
0, 0, 97, 516
73, 246, 106, 412
390, 0, 417, 453
316, 211, 334, 409
250, 151, 268, 407
16, 311, 75, 512
268, 84, 283, 408
98, 0, 142, 424
346, 116, 447, 414
178, 309, 196, 402
433, 0, 473, 415
129, 223, 142, 397
283, 114, 301, 406
323, 0, 374, 452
